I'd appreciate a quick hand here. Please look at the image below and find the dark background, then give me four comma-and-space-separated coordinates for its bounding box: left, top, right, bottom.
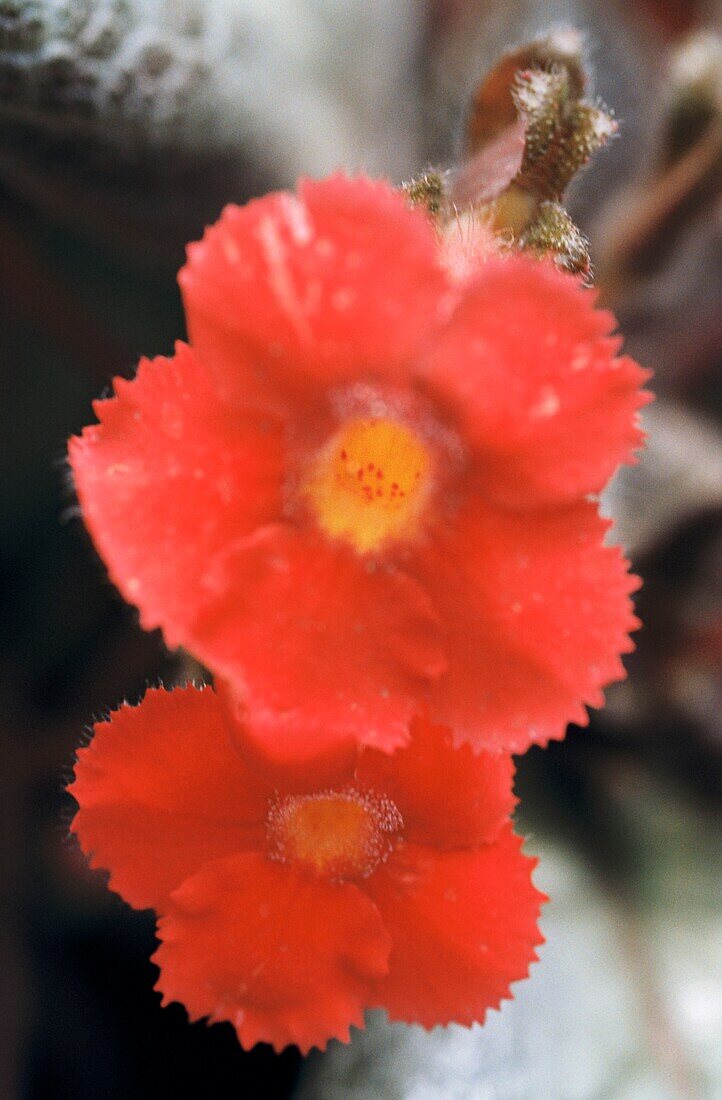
1, 1, 720, 1097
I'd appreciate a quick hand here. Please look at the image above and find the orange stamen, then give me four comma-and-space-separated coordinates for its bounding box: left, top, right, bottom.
302, 418, 433, 553
266, 787, 402, 881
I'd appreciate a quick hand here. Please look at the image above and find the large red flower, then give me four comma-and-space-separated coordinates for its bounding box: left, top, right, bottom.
68, 174, 650, 758
70, 686, 544, 1053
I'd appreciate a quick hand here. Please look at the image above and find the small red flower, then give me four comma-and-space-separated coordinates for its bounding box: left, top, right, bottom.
69, 174, 650, 759
69, 686, 544, 1053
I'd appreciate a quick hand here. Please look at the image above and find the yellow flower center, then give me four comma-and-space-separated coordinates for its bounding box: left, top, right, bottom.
302, 417, 433, 553
266, 787, 402, 881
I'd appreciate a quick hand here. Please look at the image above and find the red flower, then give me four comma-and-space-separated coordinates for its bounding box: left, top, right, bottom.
68, 175, 650, 760
69, 686, 544, 1053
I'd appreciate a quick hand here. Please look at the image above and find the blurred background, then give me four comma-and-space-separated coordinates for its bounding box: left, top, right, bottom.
1, 1, 720, 1097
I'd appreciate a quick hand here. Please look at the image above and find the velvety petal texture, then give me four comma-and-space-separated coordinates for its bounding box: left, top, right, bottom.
69, 344, 284, 646
355, 716, 515, 848
181, 174, 451, 407
416, 501, 640, 751
70, 686, 268, 911
423, 256, 652, 507
154, 854, 392, 1054
366, 829, 545, 1027
71, 687, 541, 1052
192, 526, 446, 755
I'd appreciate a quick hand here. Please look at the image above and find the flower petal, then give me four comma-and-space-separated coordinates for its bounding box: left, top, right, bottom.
154, 852, 391, 1053
219, 683, 360, 792
189, 524, 447, 757
418, 499, 639, 752
355, 715, 516, 849
180, 174, 450, 408
70, 686, 268, 911
366, 827, 544, 1027
68, 343, 284, 646
424, 255, 651, 506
